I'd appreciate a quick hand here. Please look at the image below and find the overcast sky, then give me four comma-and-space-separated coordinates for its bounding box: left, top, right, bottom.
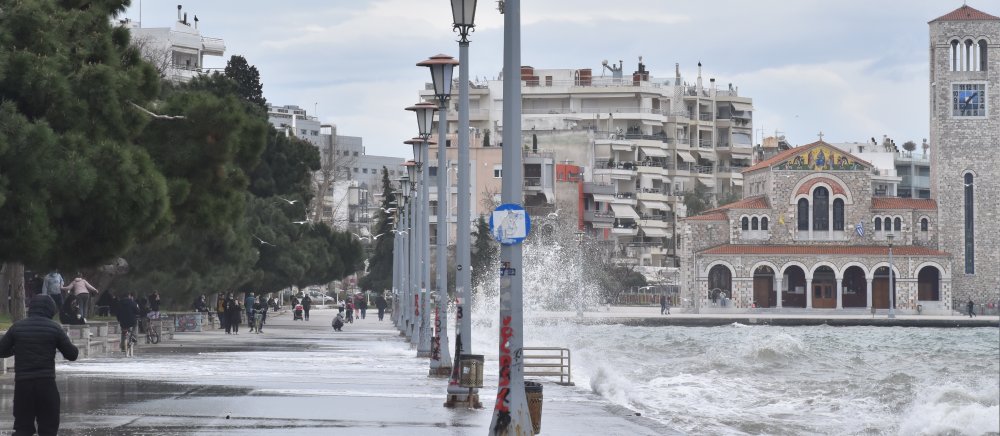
124, 0, 979, 158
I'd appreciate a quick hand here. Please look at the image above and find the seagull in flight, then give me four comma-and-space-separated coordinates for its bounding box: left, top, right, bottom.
547, 209, 561, 219
292, 221, 309, 225
130, 101, 185, 120
372, 233, 387, 240
352, 233, 371, 241
393, 230, 409, 236
252, 234, 277, 247
381, 207, 397, 214
278, 196, 298, 205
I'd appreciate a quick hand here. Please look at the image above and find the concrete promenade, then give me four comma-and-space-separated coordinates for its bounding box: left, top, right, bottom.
0, 307, 674, 435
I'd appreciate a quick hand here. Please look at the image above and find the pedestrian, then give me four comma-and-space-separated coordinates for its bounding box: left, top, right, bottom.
332, 312, 344, 331
41, 270, 64, 313
192, 295, 208, 313
267, 296, 277, 312
244, 292, 256, 327
226, 297, 242, 335
96, 288, 116, 317
967, 298, 976, 318
148, 290, 161, 319
301, 294, 312, 321
0, 295, 79, 436
660, 295, 667, 315
256, 296, 268, 332
61, 272, 97, 321
216, 292, 227, 330
375, 293, 388, 321
59, 294, 84, 325
664, 297, 671, 315
116, 293, 139, 353
345, 299, 354, 323
338, 299, 345, 315
359, 296, 368, 320
353, 294, 361, 319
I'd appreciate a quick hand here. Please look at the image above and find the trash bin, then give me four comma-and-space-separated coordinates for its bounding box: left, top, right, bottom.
459, 354, 484, 388
525, 380, 543, 435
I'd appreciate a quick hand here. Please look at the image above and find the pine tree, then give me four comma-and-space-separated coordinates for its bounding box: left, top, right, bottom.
224, 55, 267, 113
471, 216, 497, 291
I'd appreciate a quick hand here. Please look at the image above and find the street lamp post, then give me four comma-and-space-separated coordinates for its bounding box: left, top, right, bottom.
489, 0, 533, 433
887, 232, 895, 319
404, 133, 435, 357
419, 54, 458, 377
404, 167, 420, 342
398, 177, 412, 334
445, 0, 480, 408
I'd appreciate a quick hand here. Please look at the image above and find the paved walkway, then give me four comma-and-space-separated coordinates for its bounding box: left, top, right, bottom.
0, 308, 673, 435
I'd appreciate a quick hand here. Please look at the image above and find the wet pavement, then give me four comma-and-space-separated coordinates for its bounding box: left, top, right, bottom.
0, 308, 672, 435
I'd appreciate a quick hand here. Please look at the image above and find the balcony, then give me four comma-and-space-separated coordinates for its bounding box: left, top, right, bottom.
584, 209, 615, 223
698, 113, 713, 122
698, 139, 714, 149
693, 165, 714, 175
583, 182, 616, 196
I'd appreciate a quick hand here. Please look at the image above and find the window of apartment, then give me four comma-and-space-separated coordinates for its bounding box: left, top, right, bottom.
300, 129, 307, 135
428, 167, 437, 177
343, 150, 350, 156
953, 83, 986, 117
493, 165, 502, 178
964, 173, 974, 274
311, 130, 319, 136
362, 168, 368, 174
353, 167, 359, 173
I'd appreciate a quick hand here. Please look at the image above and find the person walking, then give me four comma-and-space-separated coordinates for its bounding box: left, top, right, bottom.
660, 295, 667, 315
0, 294, 80, 436
967, 298, 976, 318
216, 292, 227, 330
116, 293, 139, 353
256, 295, 268, 332
224, 293, 237, 334
301, 295, 312, 321
338, 299, 345, 315
61, 272, 97, 321
375, 294, 388, 321
244, 292, 256, 327
353, 294, 361, 320
41, 270, 64, 313
345, 299, 354, 323
227, 298, 242, 335
359, 296, 368, 320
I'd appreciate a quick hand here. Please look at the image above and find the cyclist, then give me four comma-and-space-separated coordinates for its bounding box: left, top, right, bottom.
115, 293, 139, 354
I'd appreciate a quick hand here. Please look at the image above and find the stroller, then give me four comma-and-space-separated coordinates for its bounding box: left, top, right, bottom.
293, 303, 304, 321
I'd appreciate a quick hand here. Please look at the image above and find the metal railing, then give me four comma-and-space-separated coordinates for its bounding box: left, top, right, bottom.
523, 347, 574, 386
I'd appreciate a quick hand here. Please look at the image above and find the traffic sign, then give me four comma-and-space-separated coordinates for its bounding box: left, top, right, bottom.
489, 203, 531, 246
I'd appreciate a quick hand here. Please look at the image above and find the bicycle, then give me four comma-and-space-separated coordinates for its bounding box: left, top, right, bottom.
140, 314, 161, 344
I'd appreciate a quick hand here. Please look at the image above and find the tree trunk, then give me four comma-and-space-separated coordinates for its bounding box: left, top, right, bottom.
3, 262, 27, 322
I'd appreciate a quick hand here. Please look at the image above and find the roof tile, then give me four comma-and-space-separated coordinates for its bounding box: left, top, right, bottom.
871, 198, 937, 210
930, 5, 999, 22
742, 141, 871, 173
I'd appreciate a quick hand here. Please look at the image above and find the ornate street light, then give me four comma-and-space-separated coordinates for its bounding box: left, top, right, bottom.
406, 102, 437, 140
451, 0, 478, 40
417, 54, 459, 104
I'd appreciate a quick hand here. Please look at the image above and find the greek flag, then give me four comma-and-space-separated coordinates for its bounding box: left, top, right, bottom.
855, 222, 865, 237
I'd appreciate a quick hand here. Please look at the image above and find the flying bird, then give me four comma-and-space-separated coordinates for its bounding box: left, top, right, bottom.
277, 196, 298, 205
292, 221, 309, 225
130, 101, 185, 120
381, 207, 397, 214
372, 233, 387, 240
547, 209, 561, 219
252, 234, 276, 247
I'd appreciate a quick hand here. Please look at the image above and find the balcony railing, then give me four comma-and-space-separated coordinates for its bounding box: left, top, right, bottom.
595, 160, 639, 171
675, 162, 693, 172
524, 177, 542, 187
698, 139, 714, 148
694, 165, 714, 174
698, 113, 713, 121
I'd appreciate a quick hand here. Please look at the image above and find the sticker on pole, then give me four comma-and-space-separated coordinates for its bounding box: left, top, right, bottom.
489, 203, 531, 246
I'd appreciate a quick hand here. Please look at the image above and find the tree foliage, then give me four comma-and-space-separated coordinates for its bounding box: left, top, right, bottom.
224, 55, 267, 114
682, 179, 712, 217
471, 215, 497, 291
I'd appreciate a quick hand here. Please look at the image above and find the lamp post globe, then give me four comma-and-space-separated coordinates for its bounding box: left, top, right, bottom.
451, 0, 477, 36
406, 102, 438, 139
399, 175, 411, 198
417, 54, 459, 103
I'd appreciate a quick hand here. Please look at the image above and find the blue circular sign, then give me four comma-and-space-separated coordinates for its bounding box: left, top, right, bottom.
489, 203, 532, 246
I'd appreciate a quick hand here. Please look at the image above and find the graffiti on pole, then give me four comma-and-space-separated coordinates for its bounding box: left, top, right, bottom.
431, 304, 441, 361
414, 294, 419, 317
494, 315, 514, 431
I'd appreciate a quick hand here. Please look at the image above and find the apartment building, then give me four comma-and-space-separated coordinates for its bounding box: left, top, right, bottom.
420, 58, 754, 268
266, 104, 403, 233
123, 5, 225, 83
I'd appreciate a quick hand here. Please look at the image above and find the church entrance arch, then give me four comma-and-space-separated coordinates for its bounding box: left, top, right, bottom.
872, 266, 897, 309
781, 265, 807, 308
708, 264, 732, 306
842, 266, 867, 308
812, 266, 837, 309
752, 266, 775, 308
917, 266, 941, 301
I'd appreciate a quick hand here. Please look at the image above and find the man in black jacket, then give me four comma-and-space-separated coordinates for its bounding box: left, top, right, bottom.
116, 293, 140, 352
0, 294, 80, 436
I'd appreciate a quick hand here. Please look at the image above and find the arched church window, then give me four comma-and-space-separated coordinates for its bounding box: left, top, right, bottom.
813, 187, 829, 231
965, 173, 974, 274
761, 217, 769, 231
741, 217, 749, 231
980, 40, 988, 71
921, 217, 928, 232
797, 199, 809, 231
875, 217, 882, 231
893, 217, 902, 232
751, 217, 759, 230
951, 39, 960, 71
833, 198, 844, 231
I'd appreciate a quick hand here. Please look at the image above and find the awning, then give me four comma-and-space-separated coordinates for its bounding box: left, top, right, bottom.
591, 222, 613, 229
641, 227, 669, 237
640, 120, 662, 127
611, 143, 633, 152
675, 151, 695, 162
592, 194, 616, 203
732, 179, 744, 186
640, 200, 671, 211
639, 146, 667, 157
694, 151, 717, 161
610, 174, 633, 180
731, 102, 753, 112
610, 203, 640, 219
700, 178, 716, 187
730, 146, 753, 155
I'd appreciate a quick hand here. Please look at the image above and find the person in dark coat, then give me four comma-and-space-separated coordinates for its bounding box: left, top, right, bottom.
359, 297, 368, 320
0, 294, 79, 436
375, 294, 388, 321
216, 292, 227, 330
225, 295, 241, 334
96, 289, 116, 317
967, 299, 976, 318
60, 294, 85, 325
116, 293, 140, 352
301, 295, 312, 321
